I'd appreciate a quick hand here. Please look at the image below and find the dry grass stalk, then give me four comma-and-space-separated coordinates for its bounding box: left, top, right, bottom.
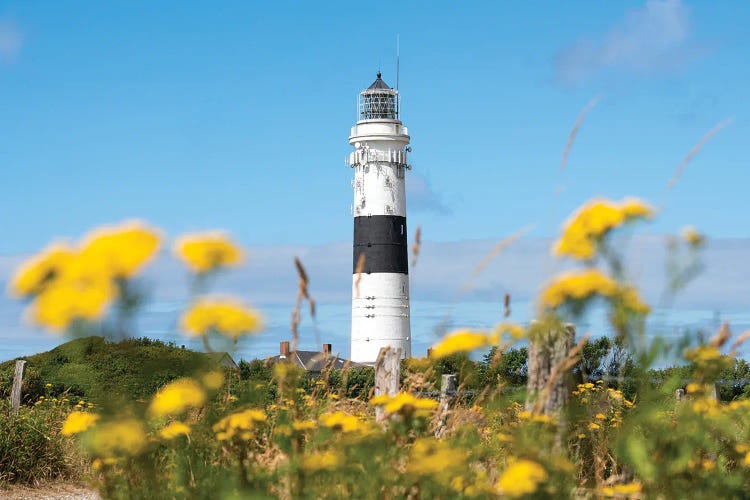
461, 226, 532, 292
668, 118, 732, 189
729, 329, 750, 357
709, 322, 730, 349
560, 96, 601, 171
290, 256, 316, 353
354, 253, 365, 298
504, 293, 511, 318
532, 332, 590, 415
411, 225, 422, 268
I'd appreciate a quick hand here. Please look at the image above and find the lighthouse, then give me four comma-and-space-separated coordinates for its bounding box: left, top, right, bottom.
348, 72, 411, 364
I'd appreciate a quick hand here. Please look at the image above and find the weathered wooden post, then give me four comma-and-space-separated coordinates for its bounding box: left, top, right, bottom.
10, 360, 26, 416
675, 388, 686, 402
374, 347, 401, 423
435, 373, 457, 437
525, 322, 576, 415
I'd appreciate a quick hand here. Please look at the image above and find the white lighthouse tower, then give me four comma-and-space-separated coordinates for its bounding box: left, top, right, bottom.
348, 72, 411, 364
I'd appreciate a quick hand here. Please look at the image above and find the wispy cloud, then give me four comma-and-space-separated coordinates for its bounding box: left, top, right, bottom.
406, 172, 451, 215
556, 0, 702, 85
0, 17, 22, 63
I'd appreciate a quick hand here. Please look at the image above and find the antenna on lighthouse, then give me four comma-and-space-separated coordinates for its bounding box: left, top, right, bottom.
396, 34, 400, 91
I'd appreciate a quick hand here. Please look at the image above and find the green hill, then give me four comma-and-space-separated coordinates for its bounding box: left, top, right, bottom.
0, 336, 226, 404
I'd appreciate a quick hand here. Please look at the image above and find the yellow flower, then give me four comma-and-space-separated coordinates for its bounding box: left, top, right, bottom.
201, 370, 224, 390
9, 243, 76, 297
588, 423, 600, 430
494, 322, 527, 340
407, 438, 466, 478
595, 413, 606, 420
540, 269, 618, 309
148, 378, 206, 417
159, 421, 191, 440
180, 297, 263, 339
319, 411, 366, 433
292, 420, 317, 431
369, 392, 438, 418
301, 450, 342, 471
86, 419, 147, 456
61, 411, 99, 436
213, 408, 266, 441
553, 198, 653, 260
79, 221, 161, 278
430, 329, 495, 358
496, 459, 548, 498
682, 226, 705, 247
684, 345, 722, 363
744, 452, 750, 467
174, 232, 243, 273
615, 286, 651, 314
602, 482, 642, 496
28, 274, 115, 332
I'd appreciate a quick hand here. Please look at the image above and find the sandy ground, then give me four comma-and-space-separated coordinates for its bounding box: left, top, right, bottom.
0, 483, 99, 500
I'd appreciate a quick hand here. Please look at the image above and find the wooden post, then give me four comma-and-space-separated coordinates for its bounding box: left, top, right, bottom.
435, 373, 457, 437
11, 360, 26, 416
374, 347, 401, 423
675, 388, 685, 402
525, 323, 575, 415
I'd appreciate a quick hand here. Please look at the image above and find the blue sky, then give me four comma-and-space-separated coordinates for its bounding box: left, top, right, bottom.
1, 1, 749, 360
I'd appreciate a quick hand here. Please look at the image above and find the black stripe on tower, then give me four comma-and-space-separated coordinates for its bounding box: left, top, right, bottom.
353, 215, 408, 274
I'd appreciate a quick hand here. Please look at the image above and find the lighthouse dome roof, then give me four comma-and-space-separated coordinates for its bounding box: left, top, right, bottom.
367, 72, 391, 90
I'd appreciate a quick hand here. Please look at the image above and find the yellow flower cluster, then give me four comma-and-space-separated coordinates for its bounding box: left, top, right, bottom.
10, 221, 161, 332
369, 392, 438, 418
159, 421, 191, 440
553, 198, 654, 260
61, 411, 99, 436
319, 411, 366, 434
406, 438, 466, 477
496, 459, 548, 497
430, 329, 498, 358
301, 450, 343, 471
602, 482, 642, 497
86, 418, 147, 457
149, 378, 206, 417
213, 408, 267, 441
173, 232, 243, 273
540, 270, 618, 309
180, 297, 263, 339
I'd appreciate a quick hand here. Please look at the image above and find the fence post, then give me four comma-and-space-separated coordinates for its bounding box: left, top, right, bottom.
11, 360, 26, 416
435, 373, 458, 438
525, 323, 576, 415
374, 347, 402, 423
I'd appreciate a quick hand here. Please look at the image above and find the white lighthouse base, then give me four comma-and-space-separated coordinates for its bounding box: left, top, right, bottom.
350, 273, 411, 364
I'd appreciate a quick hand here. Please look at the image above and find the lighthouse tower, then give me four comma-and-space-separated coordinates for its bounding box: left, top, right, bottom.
348, 72, 411, 364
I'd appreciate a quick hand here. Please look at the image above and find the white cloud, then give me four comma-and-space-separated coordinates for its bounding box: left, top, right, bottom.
406, 172, 450, 214
0, 18, 22, 63
556, 0, 700, 85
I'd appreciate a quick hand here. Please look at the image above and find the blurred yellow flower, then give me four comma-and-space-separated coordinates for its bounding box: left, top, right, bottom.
682, 226, 705, 247
201, 370, 224, 390
407, 438, 466, 477
319, 411, 366, 433
79, 221, 161, 278
496, 459, 548, 497
595, 413, 606, 420
744, 452, 750, 467
149, 378, 206, 417
61, 411, 99, 436
588, 423, 601, 430
28, 274, 115, 332
540, 270, 618, 309
213, 408, 267, 441
430, 329, 495, 358
301, 450, 342, 471
292, 420, 317, 431
9, 243, 76, 297
159, 421, 191, 440
615, 286, 651, 314
180, 297, 263, 339
86, 418, 147, 456
369, 392, 438, 418
174, 232, 243, 273
602, 482, 642, 496
553, 198, 653, 260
